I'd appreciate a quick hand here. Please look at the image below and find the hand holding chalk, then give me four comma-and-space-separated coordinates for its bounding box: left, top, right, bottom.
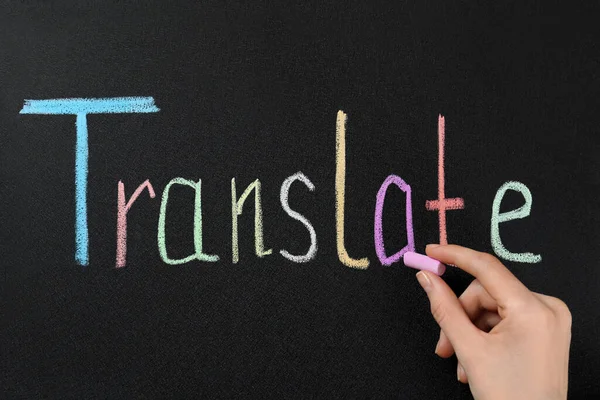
416, 244, 571, 400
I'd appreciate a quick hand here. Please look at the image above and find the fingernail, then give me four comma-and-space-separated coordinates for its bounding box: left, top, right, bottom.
416, 271, 432, 292
457, 364, 465, 382
426, 244, 440, 249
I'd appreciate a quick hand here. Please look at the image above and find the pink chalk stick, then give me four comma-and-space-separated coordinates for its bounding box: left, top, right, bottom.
403, 251, 446, 276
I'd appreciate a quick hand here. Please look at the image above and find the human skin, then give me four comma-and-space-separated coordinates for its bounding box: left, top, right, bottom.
416, 244, 571, 400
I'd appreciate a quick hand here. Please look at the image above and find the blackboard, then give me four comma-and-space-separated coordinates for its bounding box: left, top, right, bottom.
2, 1, 599, 398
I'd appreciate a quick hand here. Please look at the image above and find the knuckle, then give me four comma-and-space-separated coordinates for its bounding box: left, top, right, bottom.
538, 308, 555, 328
474, 252, 498, 266
538, 296, 572, 324
553, 299, 572, 326
506, 292, 533, 310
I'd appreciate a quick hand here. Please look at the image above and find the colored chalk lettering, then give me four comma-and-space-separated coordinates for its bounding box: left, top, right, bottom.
279, 172, 317, 263
158, 178, 219, 265
425, 115, 465, 245
231, 179, 272, 263
18, 101, 542, 270
116, 180, 156, 268
491, 181, 542, 263
19, 97, 159, 266
374, 175, 415, 266
335, 110, 369, 269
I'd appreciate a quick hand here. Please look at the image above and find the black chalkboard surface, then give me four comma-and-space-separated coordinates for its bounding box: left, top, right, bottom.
2, 1, 599, 398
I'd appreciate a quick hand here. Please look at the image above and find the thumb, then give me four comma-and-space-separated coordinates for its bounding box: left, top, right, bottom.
416, 271, 481, 357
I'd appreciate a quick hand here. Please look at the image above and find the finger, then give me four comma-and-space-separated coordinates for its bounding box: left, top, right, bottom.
426, 244, 533, 309
435, 330, 453, 358
435, 280, 499, 358
436, 312, 502, 358
456, 314, 501, 386
416, 271, 482, 357
459, 279, 500, 318
457, 362, 468, 383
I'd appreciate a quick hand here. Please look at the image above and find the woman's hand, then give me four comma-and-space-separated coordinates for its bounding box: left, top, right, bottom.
416, 244, 571, 400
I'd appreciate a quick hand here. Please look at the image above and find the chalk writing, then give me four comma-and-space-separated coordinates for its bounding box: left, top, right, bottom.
491, 181, 542, 263
158, 178, 219, 265
425, 115, 465, 245
20, 97, 159, 265
280, 172, 318, 263
18, 99, 541, 268
335, 110, 369, 269
232, 179, 272, 263
374, 175, 415, 266
116, 180, 156, 268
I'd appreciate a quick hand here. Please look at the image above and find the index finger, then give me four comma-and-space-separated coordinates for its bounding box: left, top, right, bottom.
426, 244, 533, 309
